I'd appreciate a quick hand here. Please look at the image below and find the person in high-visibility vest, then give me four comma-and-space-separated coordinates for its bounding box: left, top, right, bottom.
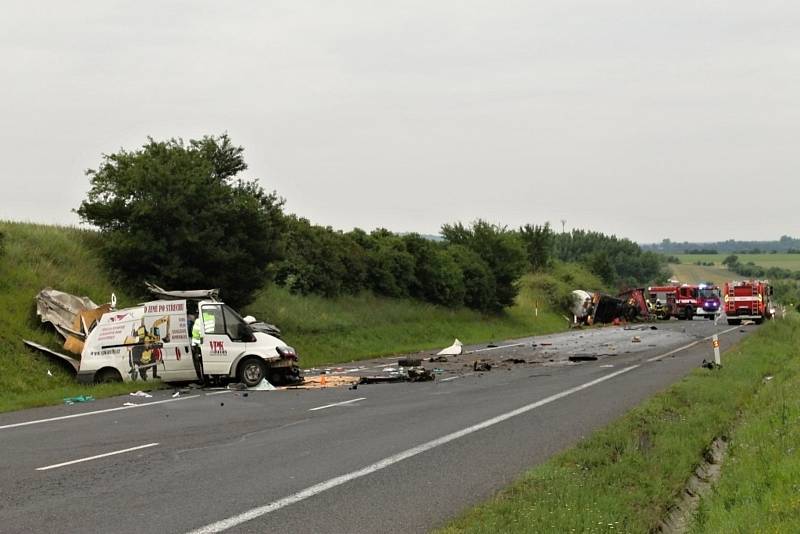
191, 309, 217, 345
190, 310, 217, 385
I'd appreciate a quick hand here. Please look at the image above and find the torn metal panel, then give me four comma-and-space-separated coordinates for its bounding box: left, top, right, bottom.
145, 282, 220, 301
35, 288, 99, 339
23, 340, 80, 373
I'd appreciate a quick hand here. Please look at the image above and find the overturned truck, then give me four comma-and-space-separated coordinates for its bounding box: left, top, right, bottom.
571, 288, 651, 325
31, 286, 301, 387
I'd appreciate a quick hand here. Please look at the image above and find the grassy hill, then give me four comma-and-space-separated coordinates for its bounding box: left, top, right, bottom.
0, 222, 595, 411
669, 262, 739, 286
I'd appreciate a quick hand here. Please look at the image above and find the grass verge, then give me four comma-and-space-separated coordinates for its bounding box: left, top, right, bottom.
690, 317, 800, 532
0, 221, 155, 413
437, 315, 800, 533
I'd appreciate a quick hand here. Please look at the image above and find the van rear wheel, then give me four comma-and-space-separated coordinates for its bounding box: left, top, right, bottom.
238, 358, 266, 388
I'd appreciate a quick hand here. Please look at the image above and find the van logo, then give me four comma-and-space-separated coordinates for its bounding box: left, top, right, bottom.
209, 341, 227, 355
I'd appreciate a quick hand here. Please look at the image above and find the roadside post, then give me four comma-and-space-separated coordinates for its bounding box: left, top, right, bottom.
712, 335, 721, 366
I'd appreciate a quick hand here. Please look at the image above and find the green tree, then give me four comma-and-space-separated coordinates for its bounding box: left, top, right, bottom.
441, 220, 527, 310
519, 222, 554, 271
76, 134, 285, 307
402, 234, 466, 307
722, 254, 739, 267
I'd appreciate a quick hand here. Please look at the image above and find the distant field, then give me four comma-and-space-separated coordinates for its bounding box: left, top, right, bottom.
675, 253, 800, 270
669, 263, 738, 286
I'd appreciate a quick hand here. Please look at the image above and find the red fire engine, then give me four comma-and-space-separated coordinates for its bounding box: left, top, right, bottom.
646, 284, 698, 320
723, 280, 774, 325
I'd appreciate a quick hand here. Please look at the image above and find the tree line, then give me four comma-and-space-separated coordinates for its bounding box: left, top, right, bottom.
76, 134, 669, 310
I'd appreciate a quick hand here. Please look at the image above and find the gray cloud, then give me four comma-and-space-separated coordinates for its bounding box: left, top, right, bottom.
1, 0, 797, 242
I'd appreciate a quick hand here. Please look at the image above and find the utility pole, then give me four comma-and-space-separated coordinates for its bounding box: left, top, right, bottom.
560, 219, 566, 234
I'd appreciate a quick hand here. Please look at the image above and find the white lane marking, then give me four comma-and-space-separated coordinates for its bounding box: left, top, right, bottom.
645, 326, 740, 363
0, 395, 199, 431
185, 365, 639, 534
439, 372, 475, 382
205, 391, 232, 396
36, 442, 159, 471
466, 343, 526, 354
309, 398, 366, 411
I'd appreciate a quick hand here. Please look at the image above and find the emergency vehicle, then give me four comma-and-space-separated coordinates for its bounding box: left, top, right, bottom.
647, 285, 698, 320
695, 283, 722, 319
723, 280, 774, 325
78, 298, 301, 387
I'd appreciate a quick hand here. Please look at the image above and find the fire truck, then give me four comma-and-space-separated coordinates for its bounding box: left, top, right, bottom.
723, 280, 774, 325
647, 284, 699, 320
695, 283, 722, 319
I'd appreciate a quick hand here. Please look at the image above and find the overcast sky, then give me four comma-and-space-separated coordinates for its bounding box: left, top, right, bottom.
1, 1, 797, 243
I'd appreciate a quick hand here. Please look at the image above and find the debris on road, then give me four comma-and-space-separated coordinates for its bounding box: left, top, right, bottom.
473, 360, 492, 372
407, 367, 435, 382
503, 358, 526, 364
63, 395, 94, 405
129, 391, 153, 398
291, 375, 360, 389
249, 378, 277, 391
631, 336, 642, 343
569, 355, 598, 362
398, 358, 422, 367
437, 339, 463, 356
428, 356, 449, 363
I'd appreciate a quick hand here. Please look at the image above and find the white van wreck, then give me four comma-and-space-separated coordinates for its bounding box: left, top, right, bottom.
32, 286, 301, 387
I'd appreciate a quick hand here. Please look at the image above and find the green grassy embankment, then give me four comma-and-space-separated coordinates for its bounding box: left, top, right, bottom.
0, 221, 147, 412
690, 316, 800, 532
1, 222, 598, 410
244, 262, 603, 368
438, 315, 800, 533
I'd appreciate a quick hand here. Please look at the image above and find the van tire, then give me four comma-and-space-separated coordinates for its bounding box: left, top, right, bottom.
95, 368, 123, 384
238, 357, 266, 388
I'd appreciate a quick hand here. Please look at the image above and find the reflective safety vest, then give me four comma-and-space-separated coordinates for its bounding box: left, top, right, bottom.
191, 312, 216, 344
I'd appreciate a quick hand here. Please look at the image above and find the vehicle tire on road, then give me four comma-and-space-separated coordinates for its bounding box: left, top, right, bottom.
727, 318, 741, 326
95, 367, 122, 384
238, 357, 267, 388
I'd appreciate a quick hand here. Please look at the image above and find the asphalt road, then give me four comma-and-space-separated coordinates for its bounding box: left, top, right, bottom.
0, 319, 756, 534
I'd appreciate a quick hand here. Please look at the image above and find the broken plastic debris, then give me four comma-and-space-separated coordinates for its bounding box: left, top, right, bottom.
631, 336, 642, 343
129, 391, 153, 398
249, 378, 277, 391
437, 339, 463, 356
63, 395, 95, 405
122, 402, 138, 407
172, 391, 181, 398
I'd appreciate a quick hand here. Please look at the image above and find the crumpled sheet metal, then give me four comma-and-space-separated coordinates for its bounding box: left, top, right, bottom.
35, 288, 99, 340
145, 282, 220, 301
